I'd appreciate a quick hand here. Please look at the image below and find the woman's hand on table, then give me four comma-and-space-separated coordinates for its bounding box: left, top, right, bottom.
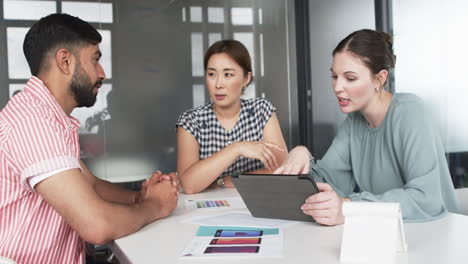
207, 175, 235, 189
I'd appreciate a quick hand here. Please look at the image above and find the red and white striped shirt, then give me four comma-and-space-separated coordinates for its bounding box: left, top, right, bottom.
0, 77, 84, 263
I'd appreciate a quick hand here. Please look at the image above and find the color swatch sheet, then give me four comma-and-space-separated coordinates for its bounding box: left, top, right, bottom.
181, 225, 283, 258
185, 197, 246, 210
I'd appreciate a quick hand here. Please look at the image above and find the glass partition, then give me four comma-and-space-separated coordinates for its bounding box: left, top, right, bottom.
393, 0, 468, 187
0, 0, 297, 183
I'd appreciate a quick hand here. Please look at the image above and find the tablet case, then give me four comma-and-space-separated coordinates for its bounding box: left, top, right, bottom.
231, 174, 319, 222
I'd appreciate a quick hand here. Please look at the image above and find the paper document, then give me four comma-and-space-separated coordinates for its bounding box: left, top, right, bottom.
184, 211, 294, 228
185, 197, 246, 210
181, 225, 283, 258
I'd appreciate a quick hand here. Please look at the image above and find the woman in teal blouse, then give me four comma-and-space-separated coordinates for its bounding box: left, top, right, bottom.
275, 29, 459, 225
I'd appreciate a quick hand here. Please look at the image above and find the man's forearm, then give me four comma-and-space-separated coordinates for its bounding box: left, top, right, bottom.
79, 160, 138, 204
94, 178, 138, 205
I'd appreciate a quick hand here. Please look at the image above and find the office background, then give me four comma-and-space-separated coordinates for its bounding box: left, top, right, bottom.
0, 0, 466, 187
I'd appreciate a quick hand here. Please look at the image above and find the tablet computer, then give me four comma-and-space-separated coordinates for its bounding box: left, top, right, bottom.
231, 173, 319, 222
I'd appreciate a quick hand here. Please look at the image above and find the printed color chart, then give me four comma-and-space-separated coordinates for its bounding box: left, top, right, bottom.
181, 226, 283, 258
196, 200, 230, 208
184, 197, 247, 210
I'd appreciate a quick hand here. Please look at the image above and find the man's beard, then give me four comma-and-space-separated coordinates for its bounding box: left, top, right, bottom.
70, 63, 102, 107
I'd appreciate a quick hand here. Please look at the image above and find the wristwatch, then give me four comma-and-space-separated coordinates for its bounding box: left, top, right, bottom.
217, 177, 225, 188
308, 151, 315, 163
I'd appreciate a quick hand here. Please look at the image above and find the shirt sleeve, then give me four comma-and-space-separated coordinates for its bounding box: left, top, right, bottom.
28, 167, 74, 191
254, 98, 276, 129
310, 117, 357, 197
176, 109, 199, 140
6, 115, 81, 191
347, 99, 455, 222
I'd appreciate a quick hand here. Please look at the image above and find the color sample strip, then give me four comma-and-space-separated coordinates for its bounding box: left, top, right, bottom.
196, 200, 231, 208
210, 238, 261, 245
204, 246, 259, 254
196, 226, 279, 236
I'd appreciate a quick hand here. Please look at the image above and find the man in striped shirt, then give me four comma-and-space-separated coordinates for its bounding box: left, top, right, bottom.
0, 14, 179, 263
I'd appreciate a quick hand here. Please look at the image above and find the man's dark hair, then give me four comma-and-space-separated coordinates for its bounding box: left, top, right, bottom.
23, 13, 102, 76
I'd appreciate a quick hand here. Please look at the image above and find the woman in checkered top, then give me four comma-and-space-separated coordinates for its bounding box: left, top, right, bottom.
176, 40, 288, 194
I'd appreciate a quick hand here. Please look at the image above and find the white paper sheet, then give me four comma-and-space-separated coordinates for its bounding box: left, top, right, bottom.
183, 211, 295, 228
181, 226, 283, 258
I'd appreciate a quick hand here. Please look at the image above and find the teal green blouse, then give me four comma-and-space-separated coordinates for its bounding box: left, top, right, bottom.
311, 93, 459, 222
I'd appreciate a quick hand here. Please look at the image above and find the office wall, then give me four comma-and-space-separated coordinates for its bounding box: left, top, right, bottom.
308, 0, 375, 158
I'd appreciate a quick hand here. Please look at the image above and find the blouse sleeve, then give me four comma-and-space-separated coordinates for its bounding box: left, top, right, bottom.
310, 117, 357, 198
176, 109, 199, 140
254, 98, 276, 129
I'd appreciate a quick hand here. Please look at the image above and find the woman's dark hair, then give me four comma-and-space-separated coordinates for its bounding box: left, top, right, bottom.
333, 29, 396, 84
204, 40, 253, 87
23, 13, 102, 76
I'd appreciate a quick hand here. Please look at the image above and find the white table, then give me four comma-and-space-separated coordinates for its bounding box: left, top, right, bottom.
110, 188, 468, 264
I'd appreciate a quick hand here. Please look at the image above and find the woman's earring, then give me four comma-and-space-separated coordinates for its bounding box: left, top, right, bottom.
375, 86, 380, 92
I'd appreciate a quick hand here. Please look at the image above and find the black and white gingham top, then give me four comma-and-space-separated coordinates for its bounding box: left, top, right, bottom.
176, 98, 276, 177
